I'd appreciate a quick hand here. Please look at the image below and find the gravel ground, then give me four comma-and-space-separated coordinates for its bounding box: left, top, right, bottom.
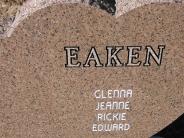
0, 0, 25, 35
89, 0, 116, 15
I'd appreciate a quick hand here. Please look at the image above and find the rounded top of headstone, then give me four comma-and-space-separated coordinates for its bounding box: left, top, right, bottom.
0, 3, 184, 138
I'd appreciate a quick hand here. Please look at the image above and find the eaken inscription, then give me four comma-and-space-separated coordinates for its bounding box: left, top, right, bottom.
64, 45, 165, 67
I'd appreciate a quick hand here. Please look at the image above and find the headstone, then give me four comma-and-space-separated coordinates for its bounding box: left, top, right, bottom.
0, 3, 184, 138
2, 0, 184, 38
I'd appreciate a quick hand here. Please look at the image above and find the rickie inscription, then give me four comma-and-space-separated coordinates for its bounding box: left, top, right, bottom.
92, 89, 133, 132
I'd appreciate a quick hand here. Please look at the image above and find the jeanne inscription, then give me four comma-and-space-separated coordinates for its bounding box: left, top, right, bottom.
92, 89, 133, 132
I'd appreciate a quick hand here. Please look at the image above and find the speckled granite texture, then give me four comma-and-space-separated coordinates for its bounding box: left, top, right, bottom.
0, 3, 184, 138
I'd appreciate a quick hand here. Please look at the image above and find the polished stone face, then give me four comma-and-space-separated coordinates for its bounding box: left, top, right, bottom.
64, 46, 165, 67
89, 0, 116, 15
0, 3, 184, 138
